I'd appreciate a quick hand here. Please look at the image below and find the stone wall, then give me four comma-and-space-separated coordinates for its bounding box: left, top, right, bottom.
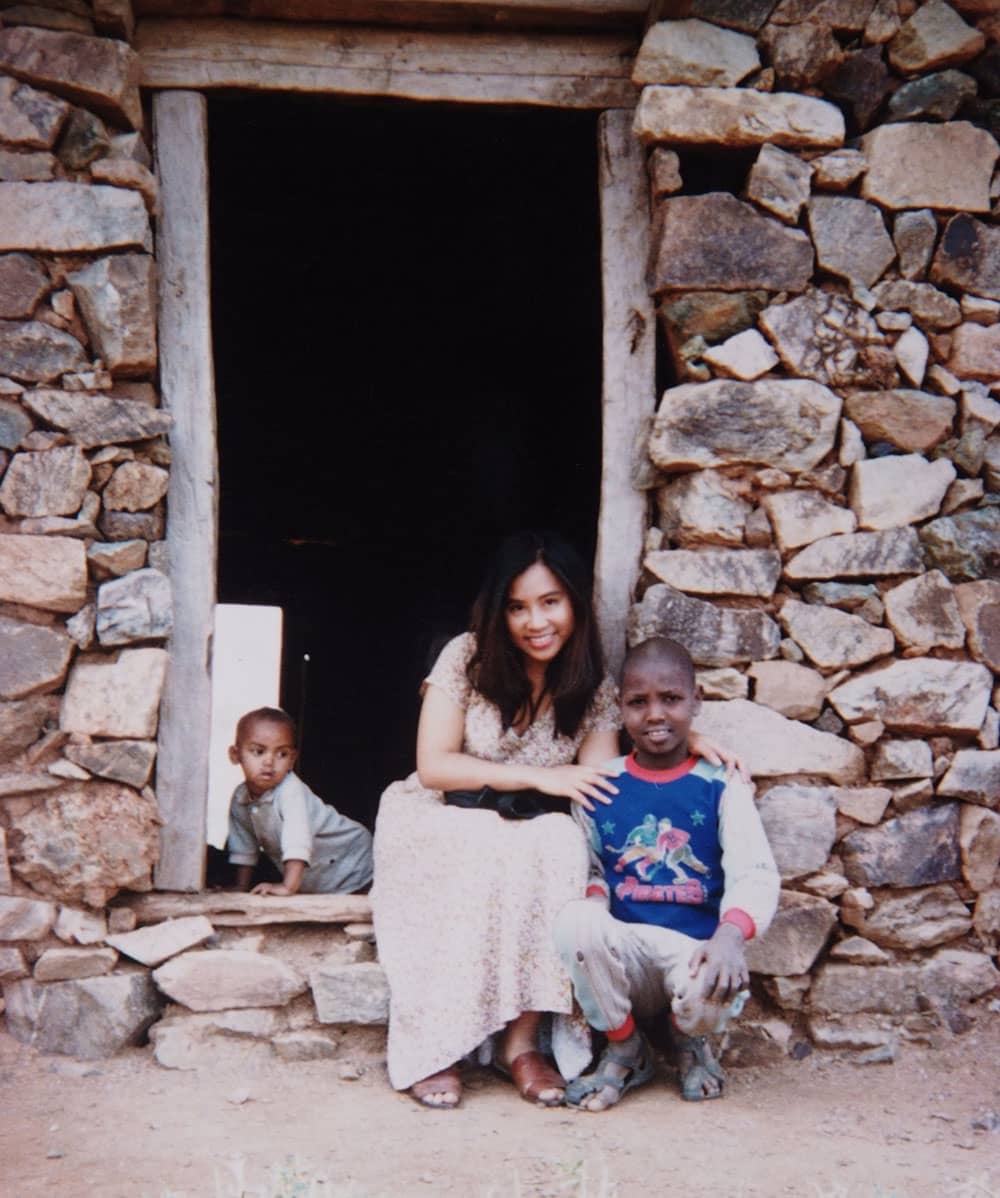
0, 1, 172, 1024
2, 0, 1000, 1063
631, 1, 1000, 1055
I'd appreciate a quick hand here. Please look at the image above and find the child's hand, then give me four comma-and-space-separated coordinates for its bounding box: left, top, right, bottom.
529, 764, 618, 812
251, 882, 297, 897
688, 731, 750, 784
688, 923, 748, 1001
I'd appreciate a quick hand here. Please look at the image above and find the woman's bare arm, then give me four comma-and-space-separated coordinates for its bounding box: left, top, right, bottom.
415, 686, 617, 809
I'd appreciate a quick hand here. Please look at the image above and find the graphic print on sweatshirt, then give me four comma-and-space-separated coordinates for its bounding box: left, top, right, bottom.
591, 756, 727, 939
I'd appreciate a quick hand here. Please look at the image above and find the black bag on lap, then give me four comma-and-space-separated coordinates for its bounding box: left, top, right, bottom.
443, 787, 571, 819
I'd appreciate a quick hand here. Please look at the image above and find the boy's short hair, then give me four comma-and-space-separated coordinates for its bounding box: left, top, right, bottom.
620, 637, 696, 689
234, 706, 297, 746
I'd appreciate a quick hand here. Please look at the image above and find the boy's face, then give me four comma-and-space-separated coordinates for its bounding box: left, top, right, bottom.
620, 655, 701, 772
229, 718, 297, 798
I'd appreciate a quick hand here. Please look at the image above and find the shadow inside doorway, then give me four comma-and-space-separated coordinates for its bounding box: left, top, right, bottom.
209, 93, 602, 837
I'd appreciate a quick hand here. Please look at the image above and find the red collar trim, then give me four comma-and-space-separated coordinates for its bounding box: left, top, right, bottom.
624, 752, 697, 784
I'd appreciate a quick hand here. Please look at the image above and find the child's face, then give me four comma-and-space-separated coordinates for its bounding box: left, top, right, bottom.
228, 718, 297, 798
620, 656, 700, 772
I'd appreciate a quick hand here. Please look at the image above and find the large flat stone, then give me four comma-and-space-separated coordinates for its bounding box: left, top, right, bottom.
107, 915, 215, 967
861, 121, 998, 212
948, 321, 1000, 382
96, 568, 172, 646
779, 598, 894, 670
747, 660, 827, 721
0, 893, 55, 939
832, 786, 891, 826
694, 699, 865, 782
745, 890, 837, 976
919, 507, 1000, 582
0, 26, 142, 130
937, 750, 1000, 808
931, 215, 1000, 301
757, 785, 836, 880
849, 454, 955, 530
4, 973, 161, 1058
843, 389, 956, 453
650, 378, 839, 473
0, 613, 73, 701
784, 528, 924, 581
960, 805, 1000, 892
888, 0, 985, 74
153, 950, 308, 1012
0, 445, 90, 517
311, 960, 389, 1025
651, 193, 813, 293
841, 884, 973, 950
762, 490, 856, 551
810, 948, 997, 1012
954, 580, 1000, 671
66, 254, 156, 377
8, 780, 160, 906
0, 318, 85, 382
760, 290, 890, 389
633, 18, 759, 86
883, 570, 965, 651
808, 197, 895, 288
21, 387, 170, 447
0, 532, 86, 612
63, 738, 155, 787
33, 946, 117, 981
656, 470, 750, 547
635, 85, 844, 150
628, 583, 780, 667
841, 803, 961, 889
643, 548, 781, 597
102, 462, 168, 512
828, 658, 992, 734
0, 75, 69, 149
60, 647, 168, 738
0, 251, 49, 319
0, 182, 149, 253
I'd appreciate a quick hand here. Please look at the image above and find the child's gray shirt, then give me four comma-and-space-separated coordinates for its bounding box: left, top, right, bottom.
227, 771, 373, 892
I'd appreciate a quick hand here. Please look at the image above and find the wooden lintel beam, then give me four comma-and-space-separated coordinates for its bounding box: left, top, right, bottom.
137, 19, 640, 109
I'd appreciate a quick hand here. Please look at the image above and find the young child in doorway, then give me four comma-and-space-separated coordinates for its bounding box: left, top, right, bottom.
227, 707, 373, 896
553, 636, 779, 1110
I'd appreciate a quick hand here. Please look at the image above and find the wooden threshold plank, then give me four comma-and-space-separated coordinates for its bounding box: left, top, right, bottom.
138, 19, 639, 108
115, 891, 373, 926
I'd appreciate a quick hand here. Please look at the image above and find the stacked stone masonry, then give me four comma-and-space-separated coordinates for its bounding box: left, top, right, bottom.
633, 0, 1000, 1059
1, 0, 999, 1066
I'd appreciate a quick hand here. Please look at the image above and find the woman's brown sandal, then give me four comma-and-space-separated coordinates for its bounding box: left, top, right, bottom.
501, 1050, 566, 1107
410, 1064, 463, 1109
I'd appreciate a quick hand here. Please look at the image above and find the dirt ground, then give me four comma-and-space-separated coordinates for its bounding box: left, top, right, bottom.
3, 1018, 1000, 1198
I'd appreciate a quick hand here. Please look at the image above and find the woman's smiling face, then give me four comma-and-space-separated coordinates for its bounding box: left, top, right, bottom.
505, 561, 575, 669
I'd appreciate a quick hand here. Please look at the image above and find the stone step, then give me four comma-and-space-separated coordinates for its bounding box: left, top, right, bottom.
113, 891, 372, 927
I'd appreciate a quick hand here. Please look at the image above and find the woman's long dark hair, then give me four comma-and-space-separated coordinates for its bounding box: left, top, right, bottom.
467, 531, 604, 739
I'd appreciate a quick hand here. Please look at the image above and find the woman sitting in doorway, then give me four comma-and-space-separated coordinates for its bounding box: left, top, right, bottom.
372, 530, 734, 1108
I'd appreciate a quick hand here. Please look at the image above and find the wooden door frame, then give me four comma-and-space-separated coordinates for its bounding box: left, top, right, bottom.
150, 29, 654, 890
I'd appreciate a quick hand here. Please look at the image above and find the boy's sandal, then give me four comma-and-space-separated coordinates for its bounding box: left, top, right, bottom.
674, 1032, 725, 1102
410, 1064, 463, 1109
564, 1033, 655, 1112
497, 1051, 566, 1107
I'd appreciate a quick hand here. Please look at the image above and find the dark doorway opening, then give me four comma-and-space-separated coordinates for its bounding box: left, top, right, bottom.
209, 93, 602, 837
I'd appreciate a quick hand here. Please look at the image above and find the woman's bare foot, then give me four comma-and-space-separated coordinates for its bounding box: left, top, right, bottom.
410, 1064, 462, 1109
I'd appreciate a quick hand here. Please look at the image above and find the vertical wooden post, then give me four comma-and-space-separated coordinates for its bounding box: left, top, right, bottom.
153, 91, 217, 890
594, 108, 656, 681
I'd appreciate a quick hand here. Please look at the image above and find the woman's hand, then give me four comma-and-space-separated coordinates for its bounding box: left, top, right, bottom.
689, 730, 750, 783
527, 764, 618, 812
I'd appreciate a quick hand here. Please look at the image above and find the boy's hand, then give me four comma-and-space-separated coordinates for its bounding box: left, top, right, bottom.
688, 731, 750, 784
688, 923, 748, 1002
251, 881, 298, 897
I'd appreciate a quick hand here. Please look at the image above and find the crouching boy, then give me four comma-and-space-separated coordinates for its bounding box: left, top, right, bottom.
227, 707, 373, 897
554, 637, 778, 1110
